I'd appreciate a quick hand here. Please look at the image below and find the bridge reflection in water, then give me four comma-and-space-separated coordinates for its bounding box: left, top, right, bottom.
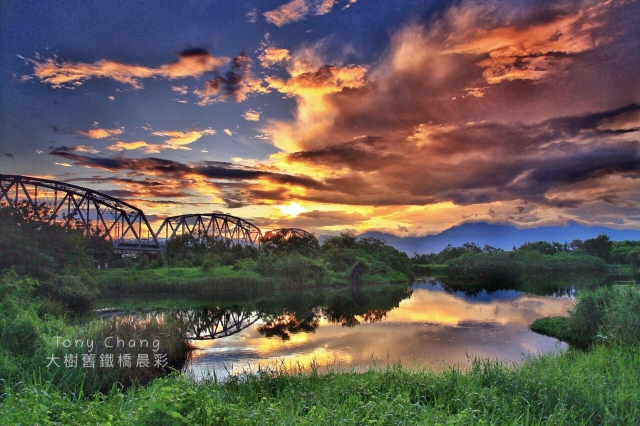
178, 308, 260, 340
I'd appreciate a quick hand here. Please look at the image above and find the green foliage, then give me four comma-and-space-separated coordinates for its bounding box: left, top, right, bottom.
34, 273, 98, 316
412, 243, 504, 265
594, 286, 640, 346
165, 234, 258, 268
3, 345, 640, 425
529, 316, 584, 348
260, 232, 319, 257
531, 286, 640, 349
583, 234, 613, 262
518, 240, 568, 255
448, 250, 608, 277
0, 202, 105, 278
257, 253, 326, 286
611, 240, 640, 266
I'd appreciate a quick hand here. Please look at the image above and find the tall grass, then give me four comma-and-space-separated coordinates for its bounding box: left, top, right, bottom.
3, 344, 639, 425
530, 285, 640, 349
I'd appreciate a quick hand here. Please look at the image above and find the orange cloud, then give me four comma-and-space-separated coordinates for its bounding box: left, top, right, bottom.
264, 0, 337, 27
79, 128, 123, 139
243, 109, 261, 121
267, 64, 367, 97
264, 0, 310, 27
262, 47, 368, 152
439, 0, 619, 84
151, 128, 217, 150
25, 48, 229, 89
106, 141, 158, 153
259, 46, 292, 68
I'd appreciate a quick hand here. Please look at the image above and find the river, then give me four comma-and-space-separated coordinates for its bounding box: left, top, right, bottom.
184, 280, 574, 380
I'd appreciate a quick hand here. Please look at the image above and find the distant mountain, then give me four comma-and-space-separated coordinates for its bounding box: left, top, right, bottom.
359, 221, 640, 255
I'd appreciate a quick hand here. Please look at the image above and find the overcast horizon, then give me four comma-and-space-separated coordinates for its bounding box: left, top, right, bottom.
2, 0, 640, 237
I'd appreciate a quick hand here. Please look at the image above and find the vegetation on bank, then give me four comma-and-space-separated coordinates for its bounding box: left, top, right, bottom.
2, 201, 640, 424
3, 312, 639, 424
530, 285, 640, 349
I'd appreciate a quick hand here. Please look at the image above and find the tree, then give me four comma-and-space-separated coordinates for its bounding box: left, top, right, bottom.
583, 234, 613, 262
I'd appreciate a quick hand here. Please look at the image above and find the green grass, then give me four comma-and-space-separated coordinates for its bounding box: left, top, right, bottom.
4, 266, 640, 425
2, 344, 639, 425
529, 316, 588, 349
412, 264, 449, 277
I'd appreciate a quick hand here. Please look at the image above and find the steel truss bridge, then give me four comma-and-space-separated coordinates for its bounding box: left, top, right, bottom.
156, 213, 262, 247
0, 174, 315, 253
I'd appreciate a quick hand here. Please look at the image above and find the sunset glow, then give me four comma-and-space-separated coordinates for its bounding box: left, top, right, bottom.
2, 0, 639, 237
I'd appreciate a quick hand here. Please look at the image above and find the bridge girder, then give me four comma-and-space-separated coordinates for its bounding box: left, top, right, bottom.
156, 213, 263, 247
0, 174, 160, 252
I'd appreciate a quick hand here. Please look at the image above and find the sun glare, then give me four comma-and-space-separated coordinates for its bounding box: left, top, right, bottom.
275, 202, 308, 217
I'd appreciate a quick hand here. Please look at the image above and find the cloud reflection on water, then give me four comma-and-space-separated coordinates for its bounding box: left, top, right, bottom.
187, 285, 573, 380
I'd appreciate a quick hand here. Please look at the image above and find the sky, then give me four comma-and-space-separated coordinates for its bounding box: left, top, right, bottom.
2, 0, 640, 237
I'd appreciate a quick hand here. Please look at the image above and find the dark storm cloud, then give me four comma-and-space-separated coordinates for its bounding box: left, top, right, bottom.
48, 149, 323, 201
196, 50, 265, 104
288, 136, 401, 172
285, 104, 640, 207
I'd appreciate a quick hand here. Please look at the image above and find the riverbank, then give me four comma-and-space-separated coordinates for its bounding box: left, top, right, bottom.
3, 343, 638, 425
3, 278, 639, 424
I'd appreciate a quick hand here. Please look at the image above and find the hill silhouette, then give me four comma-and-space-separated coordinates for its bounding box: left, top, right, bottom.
359, 221, 640, 255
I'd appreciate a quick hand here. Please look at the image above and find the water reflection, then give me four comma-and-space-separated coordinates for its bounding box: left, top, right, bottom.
178, 308, 260, 340
258, 313, 320, 340
185, 281, 573, 380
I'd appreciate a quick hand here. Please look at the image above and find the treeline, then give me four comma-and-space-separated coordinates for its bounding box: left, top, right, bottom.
163, 231, 413, 287
411, 234, 624, 265
410, 234, 640, 278
0, 202, 413, 310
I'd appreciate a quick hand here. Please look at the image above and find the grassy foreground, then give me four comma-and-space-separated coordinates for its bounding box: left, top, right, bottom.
2, 279, 639, 424
2, 344, 638, 425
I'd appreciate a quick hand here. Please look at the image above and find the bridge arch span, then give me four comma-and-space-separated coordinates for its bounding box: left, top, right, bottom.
156, 213, 263, 247
0, 174, 160, 252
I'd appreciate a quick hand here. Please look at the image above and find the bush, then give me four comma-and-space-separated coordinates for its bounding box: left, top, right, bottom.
532, 286, 640, 349
33, 274, 98, 316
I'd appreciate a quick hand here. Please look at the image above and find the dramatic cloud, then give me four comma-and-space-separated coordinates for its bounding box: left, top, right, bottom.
9, 0, 640, 234
438, 0, 622, 84
47, 149, 324, 208
258, 209, 368, 230
283, 105, 640, 215
263, 45, 369, 151
23, 48, 229, 89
